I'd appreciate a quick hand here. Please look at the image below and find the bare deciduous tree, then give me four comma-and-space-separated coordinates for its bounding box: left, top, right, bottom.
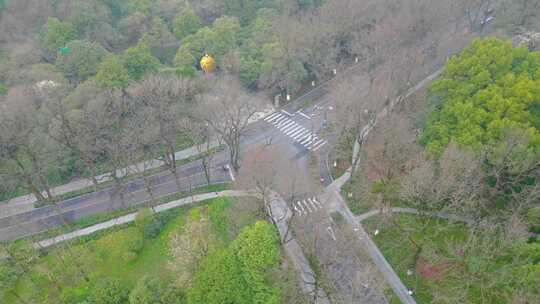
197, 75, 262, 171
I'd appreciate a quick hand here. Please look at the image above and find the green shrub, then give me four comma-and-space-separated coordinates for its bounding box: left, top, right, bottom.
143, 218, 165, 239
126, 235, 144, 253
208, 198, 230, 239
122, 251, 138, 263
88, 278, 129, 304
135, 208, 154, 233
161, 284, 186, 304
129, 275, 163, 304
0, 84, 7, 96
526, 207, 540, 226
60, 285, 89, 304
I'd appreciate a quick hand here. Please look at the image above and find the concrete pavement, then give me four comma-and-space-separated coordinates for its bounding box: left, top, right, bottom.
35, 190, 254, 248
324, 191, 417, 304
268, 191, 331, 304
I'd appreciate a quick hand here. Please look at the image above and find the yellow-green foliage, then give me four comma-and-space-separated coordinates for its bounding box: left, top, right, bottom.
423, 37, 540, 155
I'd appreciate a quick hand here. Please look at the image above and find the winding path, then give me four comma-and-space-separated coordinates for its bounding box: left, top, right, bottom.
322, 68, 444, 304
357, 207, 472, 224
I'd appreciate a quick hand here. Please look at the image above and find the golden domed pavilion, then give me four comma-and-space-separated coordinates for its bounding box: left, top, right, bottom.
200, 54, 215, 73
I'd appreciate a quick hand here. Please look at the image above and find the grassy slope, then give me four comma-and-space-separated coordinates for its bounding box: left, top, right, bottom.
363, 214, 468, 303
9, 197, 233, 303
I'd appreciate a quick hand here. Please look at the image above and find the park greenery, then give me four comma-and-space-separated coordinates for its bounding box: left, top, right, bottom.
364, 214, 540, 303
423, 37, 540, 155
1, 1, 540, 303
0, 197, 295, 304
336, 36, 540, 303
0, 0, 345, 204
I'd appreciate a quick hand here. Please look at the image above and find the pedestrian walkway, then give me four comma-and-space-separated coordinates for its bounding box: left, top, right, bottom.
264, 112, 327, 151
268, 191, 331, 304
292, 197, 324, 217
34, 190, 254, 248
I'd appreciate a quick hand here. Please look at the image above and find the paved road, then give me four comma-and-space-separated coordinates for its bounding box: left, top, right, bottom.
0, 158, 232, 241
0, 99, 329, 242
0, 140, 223, 216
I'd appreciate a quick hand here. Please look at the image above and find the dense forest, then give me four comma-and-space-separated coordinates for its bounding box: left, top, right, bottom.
0, 0, 538, 203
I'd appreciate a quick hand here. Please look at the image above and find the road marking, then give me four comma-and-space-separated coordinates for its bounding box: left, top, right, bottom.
274, 116, 287, 124
296, 201, 306, 214
278, 120, 295, 129
281, 122, 299, 133
312, 197, 322, 208
281, 109, 293, 116
291, 129, 309, 139
307, 139, 325, 150
285, 125, 304, 136
296, 133, 313, 143
287, 127, 307, 137
312, 140, 327, 151
327, 226, 337, 241
294, 204, 303, 216
310, 138, 325, 147
264, 112, 280, 121
281, 125, 297, 134
301, 200, 313, 212
294, 133, 310, 142
307, 198, 317, 209
300, 135, 317, 145
264, 114, 327, 151
298, 111, 311, 120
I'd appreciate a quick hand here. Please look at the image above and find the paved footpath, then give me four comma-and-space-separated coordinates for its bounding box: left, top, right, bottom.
268, 191, 331, 304
35, 190, 254, 248
319, 68, 445, 304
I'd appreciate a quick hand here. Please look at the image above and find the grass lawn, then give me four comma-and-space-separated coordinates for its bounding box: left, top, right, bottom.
5, 196, 247, 303
363, 214, 540, 303
363, 214, 470, 303
341, 180, 372, 215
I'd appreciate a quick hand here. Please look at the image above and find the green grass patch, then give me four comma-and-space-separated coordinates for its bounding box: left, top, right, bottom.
4, 195, 250, 303
363, 214, 540, 303
341, 180, 372, 215
363, 214, 468, 303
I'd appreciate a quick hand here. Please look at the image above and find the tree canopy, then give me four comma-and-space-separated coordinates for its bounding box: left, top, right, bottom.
95, 55, 130, 89
423, 37, 540, 155
41, 17, 76, 54
123, 40, 161, 80
56, 39, 109, 83
188, 221, 280, 304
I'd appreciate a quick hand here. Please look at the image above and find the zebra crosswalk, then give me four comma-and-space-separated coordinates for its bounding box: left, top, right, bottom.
263, 112, 327, 151
292, 197, 324, 216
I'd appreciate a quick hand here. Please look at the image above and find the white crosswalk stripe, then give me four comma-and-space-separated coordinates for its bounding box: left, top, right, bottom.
292, 197, 325, 217
264, 112, 280, 122
265, 113, 328, 151
285, 125, 303, 136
